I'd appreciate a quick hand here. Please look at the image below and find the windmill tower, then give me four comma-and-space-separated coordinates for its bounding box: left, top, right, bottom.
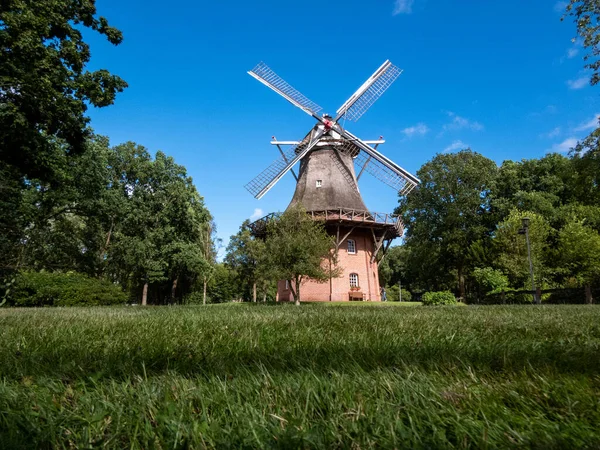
245, 61, 420, 302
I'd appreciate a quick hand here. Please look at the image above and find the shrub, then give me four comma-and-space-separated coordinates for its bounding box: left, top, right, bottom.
385, 285, 412, 302
9, 271, 127, 307
422, 291, 457, 306
183, 291, 206, 305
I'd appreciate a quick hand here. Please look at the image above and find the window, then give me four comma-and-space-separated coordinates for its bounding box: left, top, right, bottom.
349, 273, 359, 288
347, 239, 356, 254
316, 180, 322, 188
285, 280, 289, 290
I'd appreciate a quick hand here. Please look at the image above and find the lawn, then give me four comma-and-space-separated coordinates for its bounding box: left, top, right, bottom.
0, 304, 599, 448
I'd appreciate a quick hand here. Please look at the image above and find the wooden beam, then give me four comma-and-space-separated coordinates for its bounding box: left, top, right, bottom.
275, 144, 298, 181
377, 238, 393, 264
370, 230, 387, 264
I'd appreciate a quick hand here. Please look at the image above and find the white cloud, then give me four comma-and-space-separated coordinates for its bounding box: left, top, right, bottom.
554, 1, 568, 13
550, 137, 578, 153
250, 208, 263, 220
567, 47, 579, 59
574, 113, 600, 132
402, 122, 429, 137
567, 76, 589, 90
443, 111, 483, 131
443, 140, 468, 153
393, 0, 414, 15
529, 105, 558, 118
541, 127, 561, 139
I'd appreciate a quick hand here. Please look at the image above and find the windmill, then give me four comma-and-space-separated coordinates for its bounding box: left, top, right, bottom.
245, 60, 420, 302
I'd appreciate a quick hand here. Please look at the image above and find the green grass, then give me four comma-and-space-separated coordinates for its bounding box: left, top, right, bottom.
304, 300, 423, 306
0, 304, 599, 448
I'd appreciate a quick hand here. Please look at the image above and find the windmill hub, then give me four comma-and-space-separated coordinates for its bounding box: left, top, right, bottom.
245, 60, 421, 302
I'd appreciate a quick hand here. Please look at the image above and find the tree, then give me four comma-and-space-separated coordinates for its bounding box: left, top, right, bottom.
472, 267, 509, 298
264, 206, 338, 306
494, 154, 577, 222
207, 263, 240, 303
562, 2, 600, 204
563, 1, 600, 86
0, 0, 127, 182
494, 210, 550, 290
198, 221, 219, 305
558, 219, 600, 303
107, 144, 213, 305
225, 221, 269, 302
5, 136, 214, 305
378, 246, 407, 288
397, 150, 498, 298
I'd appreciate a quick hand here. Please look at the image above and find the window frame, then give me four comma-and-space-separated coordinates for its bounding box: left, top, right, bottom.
347, 239, 356, 254
349, 273, 359, 288
316, 179, 322, 188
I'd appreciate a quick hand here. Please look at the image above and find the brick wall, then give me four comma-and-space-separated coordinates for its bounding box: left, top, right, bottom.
276, 228, 382, 302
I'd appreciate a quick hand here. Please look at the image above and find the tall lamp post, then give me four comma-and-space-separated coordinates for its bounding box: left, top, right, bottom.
518, 217, 539, 304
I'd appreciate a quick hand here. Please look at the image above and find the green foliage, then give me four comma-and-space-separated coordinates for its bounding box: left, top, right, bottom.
397, 150, 498, 297
1, 136, 214, 305
378, 246, 408, 288
1, 305, 599, 447
8, 271, 127, 306
385, 284, 412, 302
494, 210, 550, 288
0, 0, 127, 182
472, 267, 510, 295
422, 291, 457, 306
207, 263, 240, 303
264, 205, 338, 305
558, 219, 600, 286
564, 1, 600, 86
225, 221, 269, 301
182, 291, 205, 305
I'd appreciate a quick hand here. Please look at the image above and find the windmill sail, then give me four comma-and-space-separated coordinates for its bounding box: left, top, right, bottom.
335, 61, 402, 122
353, 151, 416, 195
244, 128, 325, 199
341, 129, 419, 193
248, 62, 322, 118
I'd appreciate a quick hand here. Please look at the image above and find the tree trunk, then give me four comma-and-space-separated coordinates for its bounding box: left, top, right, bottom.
458, 266, 465, 301
294, 277, 300, 306
585, 284, 593, 304
171, 276, 179, 304
99, 218, 114, 262
253, 282, 257, 303
203, 277, 207, 306
262, 291, 267, 303
142, 282, 148, 306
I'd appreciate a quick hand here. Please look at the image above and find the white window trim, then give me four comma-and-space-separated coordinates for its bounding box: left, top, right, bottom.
285, 280, 289, 290
316, 180, 322, 188
349, 273, 359, 288
347, 239, 356, 254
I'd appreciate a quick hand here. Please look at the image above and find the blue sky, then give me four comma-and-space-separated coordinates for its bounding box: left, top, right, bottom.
85, 0, 598, 253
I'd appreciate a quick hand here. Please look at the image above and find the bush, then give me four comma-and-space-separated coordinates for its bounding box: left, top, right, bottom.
422, 291, 457, 306
385, 285, 412, 302
183, 291, 206, 305
8, 271, 127, 307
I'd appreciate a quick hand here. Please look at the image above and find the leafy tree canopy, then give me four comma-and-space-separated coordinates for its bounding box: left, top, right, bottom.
264, 206, 338, 305
0, 0, 127, 181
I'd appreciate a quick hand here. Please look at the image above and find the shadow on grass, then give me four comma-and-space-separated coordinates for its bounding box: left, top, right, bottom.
2, 338, 599, 382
